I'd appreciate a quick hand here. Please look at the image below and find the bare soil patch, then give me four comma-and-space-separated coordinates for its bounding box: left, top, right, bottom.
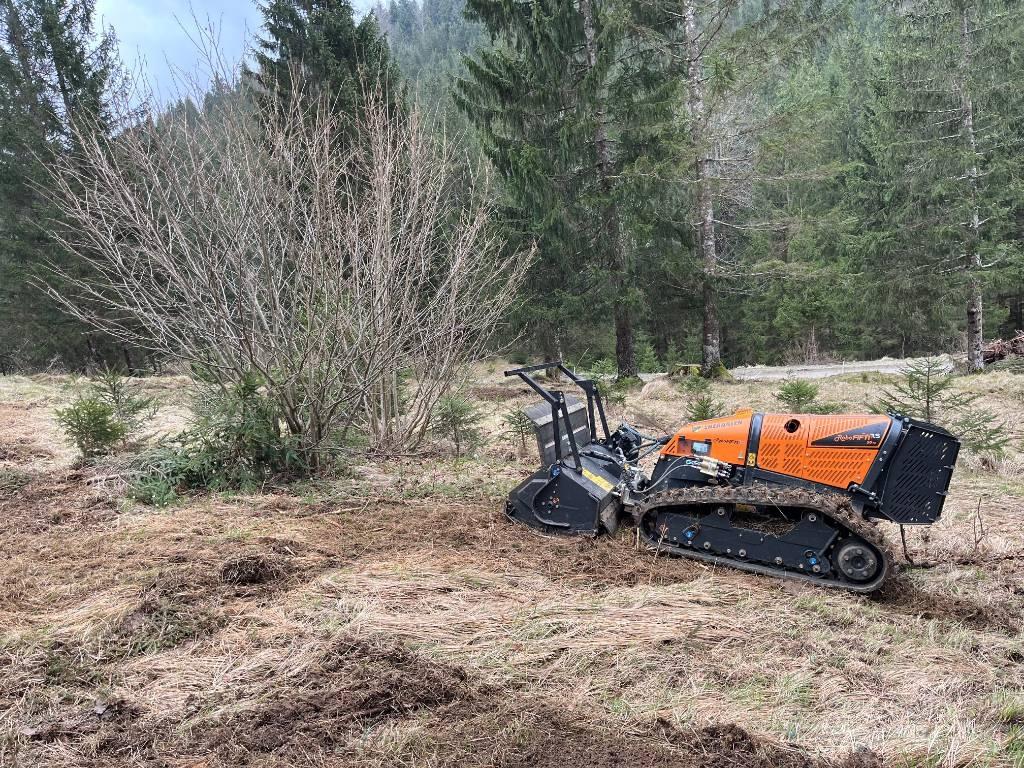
470, 382, 532, 402
220, 552, 290, 586
11, 633, 885, 768
205, 636, 473, 761
299, 494, 713, 590
0, 436, 54, 464
0, 470, 118, 532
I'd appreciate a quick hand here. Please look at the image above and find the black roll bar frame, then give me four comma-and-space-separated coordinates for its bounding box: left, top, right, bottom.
504, 361, 611, 473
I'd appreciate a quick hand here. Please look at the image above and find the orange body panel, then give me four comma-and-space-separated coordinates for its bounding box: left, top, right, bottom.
757, 414, 891, 488
661, 411, 894, 490
661, 410, 753, 466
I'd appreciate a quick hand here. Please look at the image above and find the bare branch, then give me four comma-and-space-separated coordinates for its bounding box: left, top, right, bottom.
43, 75, 532, 460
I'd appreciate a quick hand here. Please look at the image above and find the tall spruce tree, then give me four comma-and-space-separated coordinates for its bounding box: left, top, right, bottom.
0, 0, 128, 371
668, 0, 846, 375
382, 0, 1024, 366
458, 0, 680, 378
723, 16, 880, 363
373, 0, 483, 117
864, 0, 1024, 370
252, 0, 402, 122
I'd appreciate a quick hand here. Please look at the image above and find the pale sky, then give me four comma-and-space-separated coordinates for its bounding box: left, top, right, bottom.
96, 0, 375, 103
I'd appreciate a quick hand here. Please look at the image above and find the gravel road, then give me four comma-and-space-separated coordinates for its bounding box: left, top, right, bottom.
635, 354, 956, 383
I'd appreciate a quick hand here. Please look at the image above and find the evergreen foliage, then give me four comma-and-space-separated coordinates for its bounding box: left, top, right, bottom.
3, 0, 1024, 376
686, 394, 725, 423
456, 0, 683, 379
90, 368, 157, 435
128, 375, 307, 505
250, 0, 402, 124
0, 0, 132, 370
872, 358, 1008, 454
774, 379, 842, 414
502, 407, 534, 455
678, 374, 711, 397
56, 369, 156, 457
373, 0, 482, 121
847, 0, 1024, 370
776, 380, 821, 414
431, 394, 482, 456
56, 396, 126, 457
636, 341, 661, 375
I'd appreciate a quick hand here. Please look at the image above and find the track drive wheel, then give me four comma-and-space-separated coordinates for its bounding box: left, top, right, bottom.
831, 538, 881, 583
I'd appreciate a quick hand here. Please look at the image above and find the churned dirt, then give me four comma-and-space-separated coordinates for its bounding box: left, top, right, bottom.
1, 367, 1023, 767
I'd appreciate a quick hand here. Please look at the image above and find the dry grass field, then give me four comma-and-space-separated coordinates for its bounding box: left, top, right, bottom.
1, 366, 1023, 767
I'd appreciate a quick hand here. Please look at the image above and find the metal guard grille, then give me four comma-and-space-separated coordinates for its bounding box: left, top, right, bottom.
879, 423, 960, 524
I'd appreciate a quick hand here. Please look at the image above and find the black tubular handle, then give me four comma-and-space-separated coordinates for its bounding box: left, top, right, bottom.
503, 360, 611, 446
504, 361, 566, 376
505, 362, 562, 406
504, 360, 586, 386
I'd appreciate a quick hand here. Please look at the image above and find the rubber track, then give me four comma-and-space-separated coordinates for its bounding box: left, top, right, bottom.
634, 484, 896, 593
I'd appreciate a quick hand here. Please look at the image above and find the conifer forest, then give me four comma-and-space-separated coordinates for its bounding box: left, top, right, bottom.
3, 0, 1023, 377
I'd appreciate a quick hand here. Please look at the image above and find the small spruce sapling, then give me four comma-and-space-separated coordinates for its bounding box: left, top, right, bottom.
589, 358, 617, 378
127, 372, 307, 505
56, 398, 127, 457
872, 358, 1008, 455
432, 395, 483, 457
92, 368, 157, 434
661, 341, 682, 372
687, 394, 725, 422
775, 379, 842, 414
679, 374, 711, 396
502, 407, 534, 455
56, 369, 157, 458
636, 342, 660, 374
776, 379, 820, 412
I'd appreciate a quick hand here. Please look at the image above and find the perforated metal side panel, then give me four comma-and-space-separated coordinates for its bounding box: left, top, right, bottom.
757, 414, 887, 488
879, 423, 959, 524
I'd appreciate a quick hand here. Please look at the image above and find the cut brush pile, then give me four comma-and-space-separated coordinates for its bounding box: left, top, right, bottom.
982, 330, 1024, 365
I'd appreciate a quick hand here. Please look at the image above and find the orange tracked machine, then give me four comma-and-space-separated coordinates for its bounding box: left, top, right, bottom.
505, 363, 960, 592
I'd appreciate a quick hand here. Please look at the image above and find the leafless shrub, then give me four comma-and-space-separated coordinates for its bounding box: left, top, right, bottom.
43, 80, 531, 463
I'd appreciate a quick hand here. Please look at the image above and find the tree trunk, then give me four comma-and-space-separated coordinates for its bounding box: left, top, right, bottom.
697, 171, 721, 376
121, 344, 134, 375
579, 0, 636, 379
85, 333, 100, 374
683, 0, 722, 377
960, 6, 984, 373
966, 263, 984, 372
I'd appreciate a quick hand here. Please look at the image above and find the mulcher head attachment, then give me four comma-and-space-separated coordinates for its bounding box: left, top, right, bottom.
506, 456, 622, 536
504, 362, 623, 536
